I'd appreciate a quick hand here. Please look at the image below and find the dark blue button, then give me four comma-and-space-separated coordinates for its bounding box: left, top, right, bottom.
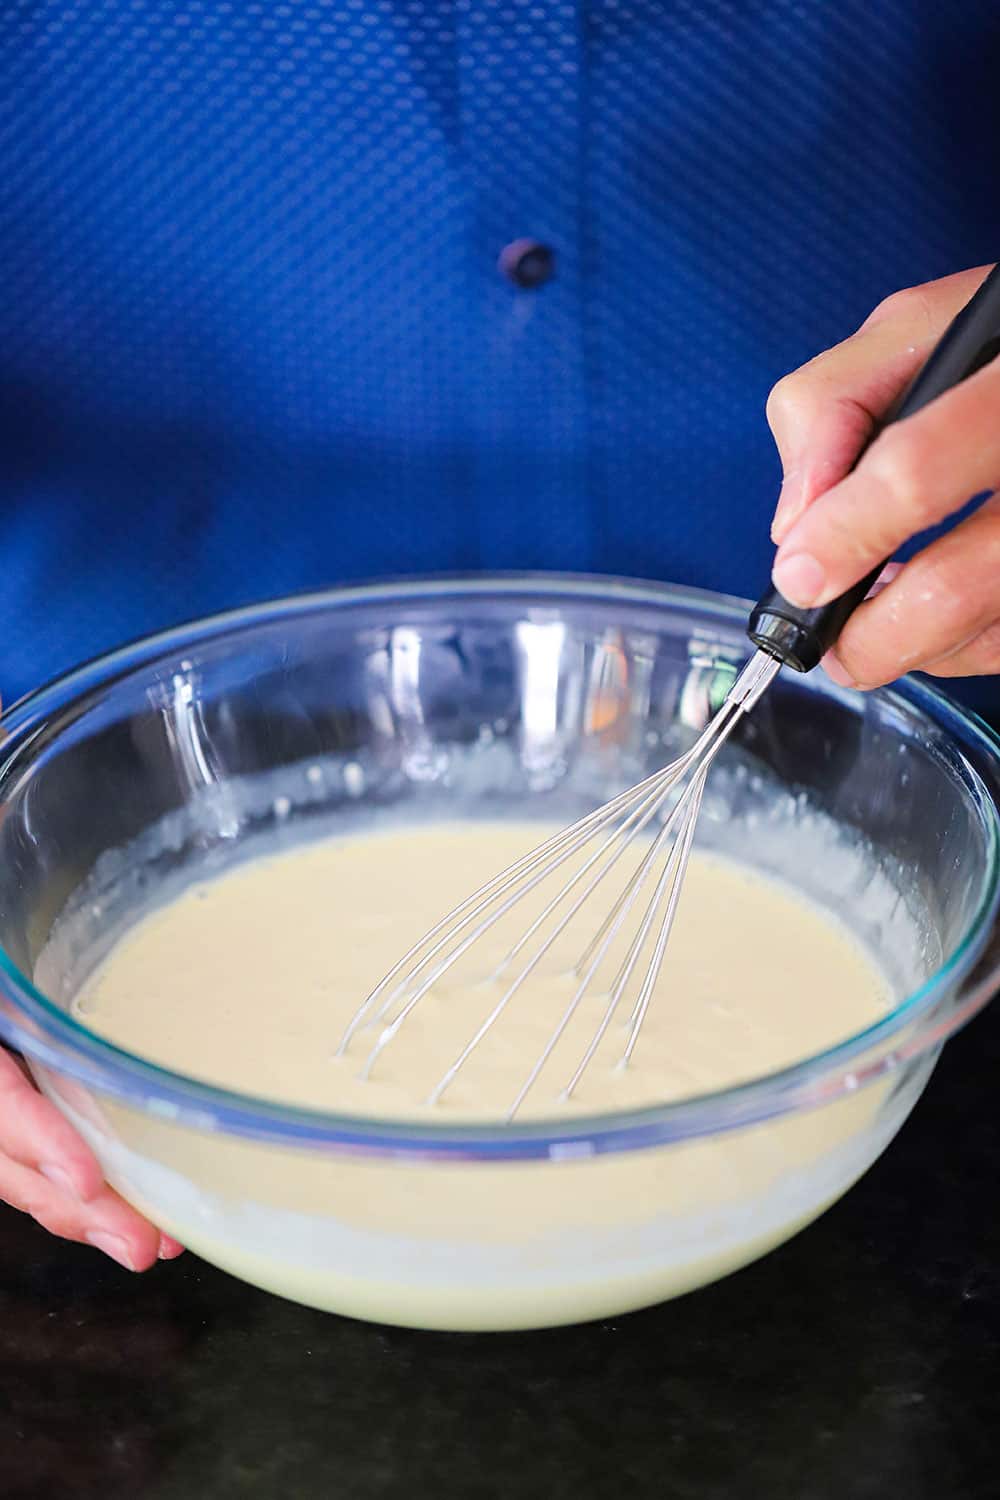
498, 240, 556, 289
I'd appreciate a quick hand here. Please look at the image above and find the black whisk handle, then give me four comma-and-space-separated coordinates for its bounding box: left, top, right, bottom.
748, 262, 1000, 672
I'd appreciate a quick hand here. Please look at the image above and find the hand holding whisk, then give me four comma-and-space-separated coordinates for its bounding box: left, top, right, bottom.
338, 264, 1000, 1119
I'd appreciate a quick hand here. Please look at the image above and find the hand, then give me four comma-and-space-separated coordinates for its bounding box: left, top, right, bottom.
0, 1047, 184, 1270
0, 678, 183, 1273
767, 266, 1000, 688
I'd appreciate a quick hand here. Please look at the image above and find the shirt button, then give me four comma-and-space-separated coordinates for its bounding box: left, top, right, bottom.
498, 240, 556, 289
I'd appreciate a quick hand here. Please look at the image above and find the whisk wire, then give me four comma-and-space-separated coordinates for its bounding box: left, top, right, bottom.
505, 778, 699, 1119
338, 649, 781, 1116
515, 759, 711, 1118
357, 768, 681, 1082
621, 766, 707, 1064
425, 764, 684, 1106
336, 751, 703, 1059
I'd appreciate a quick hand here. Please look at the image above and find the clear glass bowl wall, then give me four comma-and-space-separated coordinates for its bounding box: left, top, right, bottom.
0, 577, 998, 1330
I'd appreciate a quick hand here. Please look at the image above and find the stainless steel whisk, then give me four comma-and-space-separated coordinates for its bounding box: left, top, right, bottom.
338, 264, 1000, 1118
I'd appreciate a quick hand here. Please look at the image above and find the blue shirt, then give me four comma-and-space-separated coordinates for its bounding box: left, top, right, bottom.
1, 0, 999, 718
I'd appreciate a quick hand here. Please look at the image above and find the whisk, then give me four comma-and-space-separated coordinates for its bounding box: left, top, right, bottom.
338, 264, 1000, 1119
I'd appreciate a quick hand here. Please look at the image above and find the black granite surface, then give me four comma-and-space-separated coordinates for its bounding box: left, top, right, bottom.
2, 997, 999, 1500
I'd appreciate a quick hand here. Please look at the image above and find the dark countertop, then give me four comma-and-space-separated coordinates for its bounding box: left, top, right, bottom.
3, 1001, 999, 1500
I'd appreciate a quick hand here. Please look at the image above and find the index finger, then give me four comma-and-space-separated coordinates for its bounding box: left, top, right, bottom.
768, 266, 993, 543
772, 353, 1000, 610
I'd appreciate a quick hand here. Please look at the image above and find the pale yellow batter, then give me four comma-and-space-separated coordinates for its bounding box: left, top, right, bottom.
72, 821, 890, 1120
38, 819, 912, 1328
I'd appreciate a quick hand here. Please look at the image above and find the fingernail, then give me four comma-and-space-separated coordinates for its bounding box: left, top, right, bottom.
773, 551, 826, 607
86, 1230, 136, 1271
158, 1235, 185, 1260
865, 561, 904, 600
770, 471, 803, 544
821, 651, 857, 689
39, 1161, 80, 1199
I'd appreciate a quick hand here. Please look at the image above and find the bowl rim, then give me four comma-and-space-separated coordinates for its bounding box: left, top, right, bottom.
2, 571, 999, 1159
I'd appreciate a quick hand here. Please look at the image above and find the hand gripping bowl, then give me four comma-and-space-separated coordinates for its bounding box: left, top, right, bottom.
1, 577, 999, 1333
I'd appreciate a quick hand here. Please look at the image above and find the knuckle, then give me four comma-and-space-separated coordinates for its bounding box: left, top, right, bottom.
765, 371, 802, 428
832, 624, 888, 689
0, 1054, 31, 1102
909, 553, 966, 620
31, 1211, 66, 1240
34, 1209, 82, 1242
864, 428, 937, 526
838, 644, 887, 689
863, 282, 943, 338
865, 284, 920, 326
1, 1178, 45, 1219
766, 359, 835, 445
973, 620, 1000, 670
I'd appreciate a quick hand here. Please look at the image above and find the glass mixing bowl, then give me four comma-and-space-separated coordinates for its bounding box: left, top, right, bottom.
1, 576, 999, 1332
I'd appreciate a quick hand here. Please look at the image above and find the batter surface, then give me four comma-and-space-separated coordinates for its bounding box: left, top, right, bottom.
72, 820, 892, 1120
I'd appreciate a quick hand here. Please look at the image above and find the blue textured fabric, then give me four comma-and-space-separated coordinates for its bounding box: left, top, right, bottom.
1, 1, 999, 717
